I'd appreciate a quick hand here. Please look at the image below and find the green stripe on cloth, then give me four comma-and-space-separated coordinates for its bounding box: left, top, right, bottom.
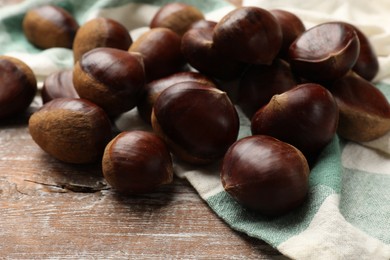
340, 168, 390, 244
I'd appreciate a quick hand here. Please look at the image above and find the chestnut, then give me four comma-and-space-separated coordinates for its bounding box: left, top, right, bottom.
23, 5, 79, 49
151, 81, 239, 165
73, 47, 145, 117
73, 17, 132, 63
28, 98, 112, 164
237, 59, 297, 120
41, 69, 78, 103
288, 22, 360, 82
129, 28, 186, 82
181, 26, 245, 80
0, 56, 37, 119
340, 22, 379, 81
221, 135, 310, 216
251, 83, 339, 162
212, 6, 282, 65
137, 71, 217, 124
102, 130, 173, 194
328, 71, 390, 142
269, 9, 306, 59
188, 20, 217, 31
150, 2, 205, 36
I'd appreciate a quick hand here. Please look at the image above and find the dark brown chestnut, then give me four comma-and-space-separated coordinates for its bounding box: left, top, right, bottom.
221, 135, 310, 216
41, 69, 78, 103
129, 28, 186, 82
328, 71, 390, 142
102, 130, 173, 194
73, 17, 132, 63
269, 9, 306, 59
251, 83, 339, 162
237, 59, 297, 120
73, 47, 145, 117
213, 6, 282, 65
188, 19, 217, 31
151, 81, 239, 165
288, 22, 360, 82
0, 56, 37, 119
181, 26, 245, 80
23, 5, 79, 49
29, 98, 112, 164
340, 22, 379, 81
137, 71, 217, 124
150, 2, 205, 36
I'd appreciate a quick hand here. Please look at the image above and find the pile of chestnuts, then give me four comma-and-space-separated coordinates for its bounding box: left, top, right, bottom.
2, 2, 388, 216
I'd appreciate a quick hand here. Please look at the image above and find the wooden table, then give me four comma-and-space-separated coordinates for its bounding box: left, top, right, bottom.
0, 0, 285, 258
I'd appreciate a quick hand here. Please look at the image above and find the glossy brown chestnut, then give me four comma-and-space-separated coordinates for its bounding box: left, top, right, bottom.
237, 59, 297, 120
73, 47, 145, 117
0, 56, 37, 119
23, 5, 79, 49
151, 81, 239, 165
188, 20, 217, 31
150, 2, 205, 36
137, 71, 217, 124
288, 22, 360, 82
328, 71, 390, 142
221, 135, 310, 216
181, 26, 245, 80
129, 28, 186, 82
28, 98, 112, 164
73, 17, 132, 63
270, 9, 306, 59
251, 83, 339, 162
213, 6, 282, 65
340, 22, 379, 81
102, 130, 173, 194
41, 69, 78, 103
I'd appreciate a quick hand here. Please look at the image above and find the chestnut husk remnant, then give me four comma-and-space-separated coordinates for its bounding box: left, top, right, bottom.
102, 130, 173, 194
73, 47, 145, 117
41, 69, 78, 103
237, 59, 297, 120
151, 81, 239, 165
328, 72, 390, 142
181, 26, 245, 80
213, 6, 282, 65
137, 71, 217, 124
0, 56, 37, 119
129, 28, 186, 82
270, 9, 306, 59
73, 17, 132, 63
289, 22, 360, 82
29, 98, 112, 164
340, 22, 379, 81
150, 2, 205, 36
23, 5, 79, 49
221, 135, 310, 216
251, 83, 339, 162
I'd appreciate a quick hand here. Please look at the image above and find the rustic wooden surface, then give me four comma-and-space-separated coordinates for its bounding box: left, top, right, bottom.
0, 0, 285, 258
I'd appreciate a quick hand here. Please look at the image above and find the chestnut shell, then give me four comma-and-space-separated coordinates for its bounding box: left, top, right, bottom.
289, 22, 360, 82
251, 83, 339, 162
28, 98, 112, 164
213, 6, 282, 65
221, 135, 310, 216
102, 130, 173, 194
151, 81, 239, 164
0, 56, 37, 119
41, 69, 78, 103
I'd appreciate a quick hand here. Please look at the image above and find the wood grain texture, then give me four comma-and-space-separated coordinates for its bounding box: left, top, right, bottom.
0, 108, 285, 259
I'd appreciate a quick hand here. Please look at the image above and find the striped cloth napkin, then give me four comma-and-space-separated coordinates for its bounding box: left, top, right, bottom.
1, 0, 389, 259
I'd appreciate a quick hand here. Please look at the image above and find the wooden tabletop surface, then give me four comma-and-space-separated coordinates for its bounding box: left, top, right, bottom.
0, 1, 286, 259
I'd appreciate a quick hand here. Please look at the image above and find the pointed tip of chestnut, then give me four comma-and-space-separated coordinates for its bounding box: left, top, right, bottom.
221, 135, 310, 216
289, 22, 360, 82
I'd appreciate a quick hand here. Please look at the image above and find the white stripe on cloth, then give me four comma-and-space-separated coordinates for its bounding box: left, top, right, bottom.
277, 194, 390, 260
